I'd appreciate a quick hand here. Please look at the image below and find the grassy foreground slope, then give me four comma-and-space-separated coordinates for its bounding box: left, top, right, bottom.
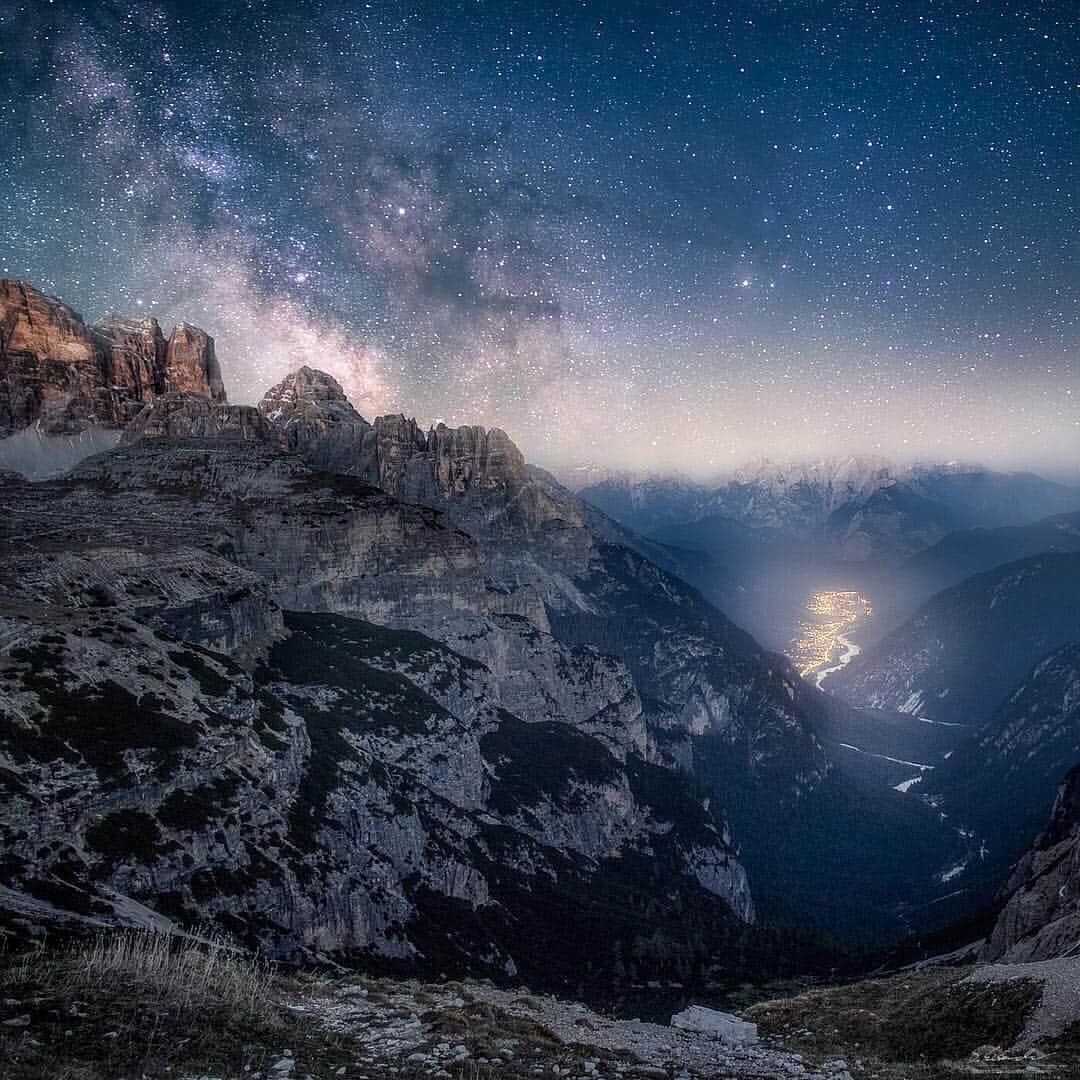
5, 929, 1080, 1079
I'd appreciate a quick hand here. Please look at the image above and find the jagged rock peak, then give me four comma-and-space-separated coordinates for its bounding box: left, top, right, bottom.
258, 367, 371, 473
426, 421, 527, 485
0, 279, 226, 439
364, 414, 526, 472
259, 365, 366, 421
361, 414, 528, 504
258, 367, 529, 505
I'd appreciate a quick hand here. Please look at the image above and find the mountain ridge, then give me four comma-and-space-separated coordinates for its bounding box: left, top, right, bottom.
575, 457, 1080, 564
0, 279, 1041, 982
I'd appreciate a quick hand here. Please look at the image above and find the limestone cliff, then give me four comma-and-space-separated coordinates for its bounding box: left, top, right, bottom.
0, 280, 225, 443
0, 601, 754, 990
258, 369, 573, 538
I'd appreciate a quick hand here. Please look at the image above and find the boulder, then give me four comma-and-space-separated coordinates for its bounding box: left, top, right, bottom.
670, 1005, 759, 1044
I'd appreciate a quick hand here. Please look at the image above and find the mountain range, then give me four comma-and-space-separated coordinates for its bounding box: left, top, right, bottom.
1, 280, 1078, 1003
571, 459, 1080, 564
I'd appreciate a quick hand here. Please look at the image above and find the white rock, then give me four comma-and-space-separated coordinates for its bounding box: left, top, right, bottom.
669, 1004, 759, 1045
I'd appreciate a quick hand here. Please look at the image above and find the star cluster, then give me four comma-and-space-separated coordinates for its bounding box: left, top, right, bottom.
0, 0, 1076, 475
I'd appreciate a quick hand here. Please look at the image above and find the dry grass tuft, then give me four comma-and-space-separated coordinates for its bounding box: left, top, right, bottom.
63, 928, 275, 1017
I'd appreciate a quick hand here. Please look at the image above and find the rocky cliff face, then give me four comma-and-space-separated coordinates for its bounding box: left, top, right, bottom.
259, 369, 559, 538
91, 315, 168, 404
0, 391, 801, 967
2, 367, 768, 991
0, 305, 970, 976
162, 323, 225, 400
0, 280, 225, 455
256, 369, 969, 945
983, 765, 1080, 962
0, 592, 756, 991
0, 539, 285, 665
259, 366, 371, 470
1, 280, 113, 437
66, 418, 631, 749
122, 393, 275, 445
256, 371, 823, 780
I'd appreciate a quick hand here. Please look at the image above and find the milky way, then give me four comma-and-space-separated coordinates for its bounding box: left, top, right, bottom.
1, 1, 1076, 476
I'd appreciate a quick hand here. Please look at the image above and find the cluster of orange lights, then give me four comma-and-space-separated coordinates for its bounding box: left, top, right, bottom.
791, 590, 873, 677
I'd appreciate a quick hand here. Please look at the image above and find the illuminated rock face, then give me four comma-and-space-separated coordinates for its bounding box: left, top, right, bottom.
258, 367, 547, 537
163, 323, 226, 400
0, 279, 225, 440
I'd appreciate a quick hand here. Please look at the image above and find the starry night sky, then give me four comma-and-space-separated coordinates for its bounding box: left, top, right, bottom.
1, 1, 1076, 476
